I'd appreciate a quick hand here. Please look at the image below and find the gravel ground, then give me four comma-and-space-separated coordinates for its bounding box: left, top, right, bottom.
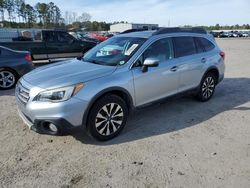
0, 38, 250, 188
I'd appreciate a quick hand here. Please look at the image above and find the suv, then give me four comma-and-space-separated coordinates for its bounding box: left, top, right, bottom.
15, 28, 225, 141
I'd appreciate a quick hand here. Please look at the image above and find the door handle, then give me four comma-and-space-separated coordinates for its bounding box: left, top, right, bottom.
201, 58, 207, 63
170, 66, 178, 72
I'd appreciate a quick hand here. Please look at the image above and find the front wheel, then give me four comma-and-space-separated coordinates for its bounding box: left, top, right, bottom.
0, 69, 18, 90
196, 73, 217, 102
87, 95, 128, 141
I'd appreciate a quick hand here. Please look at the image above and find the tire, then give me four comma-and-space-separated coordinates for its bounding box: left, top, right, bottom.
0, 68, 18, 90
87, 94, 128, 141
196, 72, 217, 102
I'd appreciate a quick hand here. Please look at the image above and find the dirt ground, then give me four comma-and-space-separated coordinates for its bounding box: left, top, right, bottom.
0, 38, 250, 188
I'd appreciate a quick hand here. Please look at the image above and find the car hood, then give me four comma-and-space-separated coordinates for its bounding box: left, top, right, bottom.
23, 59, 116, 89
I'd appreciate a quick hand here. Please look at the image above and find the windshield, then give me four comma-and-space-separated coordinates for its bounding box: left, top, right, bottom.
83, 37, 146, 66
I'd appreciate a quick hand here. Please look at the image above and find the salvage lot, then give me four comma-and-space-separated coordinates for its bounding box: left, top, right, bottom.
0, 39, 250, 188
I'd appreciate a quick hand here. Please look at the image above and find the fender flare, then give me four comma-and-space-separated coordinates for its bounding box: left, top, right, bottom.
82, 86, 134, 126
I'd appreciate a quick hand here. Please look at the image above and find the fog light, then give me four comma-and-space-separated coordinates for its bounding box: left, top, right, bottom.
49, 123, 58, 132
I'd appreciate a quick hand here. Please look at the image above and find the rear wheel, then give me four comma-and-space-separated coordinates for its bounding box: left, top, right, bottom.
196, 73, 217, 102
87, 94, 128, 141
0, 69, 18, 90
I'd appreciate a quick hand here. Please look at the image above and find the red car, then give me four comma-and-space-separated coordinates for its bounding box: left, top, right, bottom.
90, 32, 114, 42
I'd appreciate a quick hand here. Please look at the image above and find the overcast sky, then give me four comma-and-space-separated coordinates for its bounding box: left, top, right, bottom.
26, 0, 250, 26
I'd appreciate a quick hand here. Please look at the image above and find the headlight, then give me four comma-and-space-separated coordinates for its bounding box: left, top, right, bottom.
35, 83, 84, 102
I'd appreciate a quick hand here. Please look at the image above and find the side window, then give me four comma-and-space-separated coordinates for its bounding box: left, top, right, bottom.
57, 32, 74, 43
34, 31, 42, 41
174, 37, 196, 57
198, 37, 215, 52
143, 38, 174, 63
194, 37, 205, 53
44, 32, 55, 42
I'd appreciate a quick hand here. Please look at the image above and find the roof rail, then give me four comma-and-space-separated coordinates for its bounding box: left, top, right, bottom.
121, 28, 149, 34
153, 27, 207, 35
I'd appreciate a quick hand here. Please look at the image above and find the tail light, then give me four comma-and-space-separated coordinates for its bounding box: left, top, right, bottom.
220, 51, 225, 60
25, 54, 32, 62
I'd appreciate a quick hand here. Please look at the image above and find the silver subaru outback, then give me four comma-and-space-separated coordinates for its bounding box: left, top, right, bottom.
16, 28, 225, 141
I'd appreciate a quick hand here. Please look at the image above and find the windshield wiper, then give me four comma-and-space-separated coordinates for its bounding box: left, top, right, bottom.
89, 60, 102, 65
83, 58, 116, 66
83, 58, 102, 65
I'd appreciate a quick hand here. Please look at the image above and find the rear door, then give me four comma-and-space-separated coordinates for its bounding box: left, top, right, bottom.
173, 36, 205, 92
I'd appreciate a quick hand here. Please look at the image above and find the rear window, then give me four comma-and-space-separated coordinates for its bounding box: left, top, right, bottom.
173, 37, 196, 58
197, 37, 215, 52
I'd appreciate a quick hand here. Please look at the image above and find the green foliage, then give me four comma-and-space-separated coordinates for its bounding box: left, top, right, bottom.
65, 21, 110, 31
201, 24, 250, 31
0, 0, 249, 31
0, 0, 110, 30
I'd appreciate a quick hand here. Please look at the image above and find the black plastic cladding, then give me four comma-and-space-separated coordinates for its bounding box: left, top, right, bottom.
153, 27, 207, 35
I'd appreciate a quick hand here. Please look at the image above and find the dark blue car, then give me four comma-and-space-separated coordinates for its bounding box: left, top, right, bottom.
0, 46, 33, 90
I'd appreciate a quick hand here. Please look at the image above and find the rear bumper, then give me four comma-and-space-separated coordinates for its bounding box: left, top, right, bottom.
218, 73, 224, 84
16, 62, 34, 76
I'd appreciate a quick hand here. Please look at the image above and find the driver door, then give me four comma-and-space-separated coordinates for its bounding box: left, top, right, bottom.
131, 38, 180, 106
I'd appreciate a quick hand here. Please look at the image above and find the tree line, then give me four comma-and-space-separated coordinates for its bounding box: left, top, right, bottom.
204, 24, 250, 30
0, 0, 110, 30
0, 0, 64, 27
0, 1, 249, 31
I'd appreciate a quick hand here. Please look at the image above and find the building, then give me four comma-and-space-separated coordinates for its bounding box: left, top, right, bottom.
110, 23, 159, 33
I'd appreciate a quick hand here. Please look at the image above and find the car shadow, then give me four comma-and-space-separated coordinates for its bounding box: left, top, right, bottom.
0, 89, 15, 96
72, 77, 250, 145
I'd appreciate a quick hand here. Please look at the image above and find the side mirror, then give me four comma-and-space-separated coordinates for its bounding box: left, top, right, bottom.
142, 58, 159, 73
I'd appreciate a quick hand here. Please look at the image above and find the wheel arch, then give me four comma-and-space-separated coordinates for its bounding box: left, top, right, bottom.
0, 67, 20, 78
82, 87, 134, 127
202, 67, 219, 84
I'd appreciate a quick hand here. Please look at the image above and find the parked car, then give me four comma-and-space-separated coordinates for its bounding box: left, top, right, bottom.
0, 46, 33, 90
242, 32, 249, 37
219, 32, 230, 38
68, 32, 100, 44
231, 32, 239, 37
90, 32, 113, 42
0, 30, 97, 62
16, 27, 225, 141
209, 31, 220, 38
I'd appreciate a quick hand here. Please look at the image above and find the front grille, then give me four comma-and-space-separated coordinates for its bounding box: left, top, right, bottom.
16, 82, 30, 105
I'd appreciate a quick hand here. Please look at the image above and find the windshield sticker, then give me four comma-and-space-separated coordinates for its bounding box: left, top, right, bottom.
125, 44, 139, 56
119, 61, 126, 65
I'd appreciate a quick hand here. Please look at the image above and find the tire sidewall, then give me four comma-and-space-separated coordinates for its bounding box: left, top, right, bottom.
197, 73, 216, 102
87, 95, 128, 141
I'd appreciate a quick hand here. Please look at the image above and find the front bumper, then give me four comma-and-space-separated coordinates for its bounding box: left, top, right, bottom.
15, 79, 89, 135
17, 108, 80, 135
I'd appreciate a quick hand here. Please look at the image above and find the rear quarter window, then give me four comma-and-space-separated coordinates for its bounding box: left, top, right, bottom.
173, 37, 196, 58
197, 37, 215, 52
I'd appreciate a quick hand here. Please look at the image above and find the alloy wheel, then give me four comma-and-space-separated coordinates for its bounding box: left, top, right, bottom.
0, 71, 16, 89
202, 76, 215, 99
95, 103, 124, 136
